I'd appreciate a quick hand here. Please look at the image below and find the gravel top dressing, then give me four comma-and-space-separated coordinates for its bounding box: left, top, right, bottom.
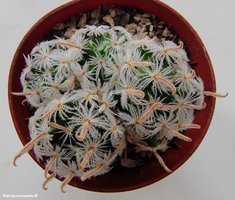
47, 6, 179, 43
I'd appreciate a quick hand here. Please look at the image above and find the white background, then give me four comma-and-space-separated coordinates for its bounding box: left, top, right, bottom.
0, 0, 234, 199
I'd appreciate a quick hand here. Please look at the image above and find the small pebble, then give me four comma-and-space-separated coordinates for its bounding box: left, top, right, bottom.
103, 15, 115, 26
93, 19, 99, 25
142, 13, 151, 18
125, 23, 138, 34
134, 16, 141, 21
64, 28, 76, 39
77, 14, 87, 28
141, 24, 146, 28
140, 17, 150, 23
52, 23, 65, 30
162, 28, 170, 37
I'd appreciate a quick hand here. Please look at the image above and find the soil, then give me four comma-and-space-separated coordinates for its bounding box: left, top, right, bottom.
45, 6, 179, 43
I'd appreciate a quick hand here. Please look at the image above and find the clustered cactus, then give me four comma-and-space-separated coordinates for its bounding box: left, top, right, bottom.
13, 25, 226, 192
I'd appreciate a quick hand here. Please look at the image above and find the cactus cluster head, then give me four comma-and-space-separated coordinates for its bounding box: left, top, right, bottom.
13, 25, 226, 192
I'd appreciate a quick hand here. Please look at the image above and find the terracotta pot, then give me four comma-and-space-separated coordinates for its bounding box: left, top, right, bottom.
8, 0, 216, 192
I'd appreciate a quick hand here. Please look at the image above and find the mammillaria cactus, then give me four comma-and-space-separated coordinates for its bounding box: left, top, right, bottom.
12, 25, 227, 192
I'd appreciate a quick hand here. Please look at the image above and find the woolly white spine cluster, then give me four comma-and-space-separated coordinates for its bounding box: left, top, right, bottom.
13, 25, 226, 192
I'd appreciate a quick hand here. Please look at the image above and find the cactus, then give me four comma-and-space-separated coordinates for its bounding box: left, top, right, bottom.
12, 25, 227, 192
